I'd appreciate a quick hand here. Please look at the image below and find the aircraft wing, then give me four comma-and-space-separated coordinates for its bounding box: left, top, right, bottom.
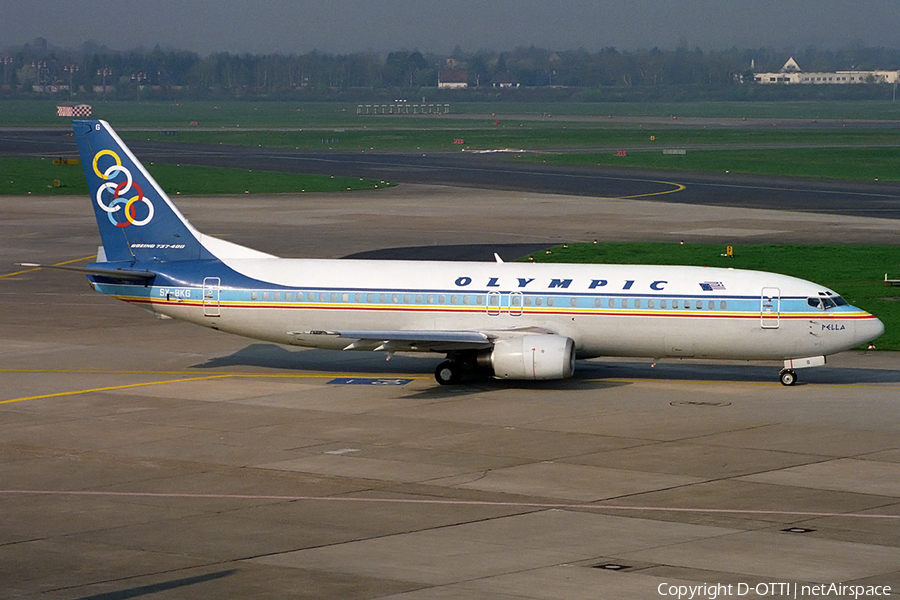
288, 329, 493, 352
293, 327, 556, 353
334, 330, 493, 353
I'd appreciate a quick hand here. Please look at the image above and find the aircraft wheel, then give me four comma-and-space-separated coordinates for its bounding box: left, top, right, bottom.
779, 368, 797, 386
435, 360, 461, 385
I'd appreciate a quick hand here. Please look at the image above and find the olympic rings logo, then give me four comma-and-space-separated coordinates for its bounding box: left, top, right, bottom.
92, 150, 154, 228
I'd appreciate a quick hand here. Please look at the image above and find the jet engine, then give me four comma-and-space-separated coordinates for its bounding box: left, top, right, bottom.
484, 334, 576, 380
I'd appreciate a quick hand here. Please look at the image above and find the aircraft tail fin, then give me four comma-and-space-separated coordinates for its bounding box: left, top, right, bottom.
73, 120, 273, 263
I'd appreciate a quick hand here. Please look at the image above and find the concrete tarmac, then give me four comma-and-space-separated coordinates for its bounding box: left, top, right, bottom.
1, 186, 899, 599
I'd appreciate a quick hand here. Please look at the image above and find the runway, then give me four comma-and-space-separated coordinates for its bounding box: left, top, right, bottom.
1, 184, 899, 598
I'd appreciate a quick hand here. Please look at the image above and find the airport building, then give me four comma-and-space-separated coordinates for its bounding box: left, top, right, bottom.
438, 69, 468, 89
754, 57, 900, 85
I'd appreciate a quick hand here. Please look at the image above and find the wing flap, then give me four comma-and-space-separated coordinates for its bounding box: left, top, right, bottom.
336, 330, 493, 352
289, 328, 561, 353
288, 329, 494, 353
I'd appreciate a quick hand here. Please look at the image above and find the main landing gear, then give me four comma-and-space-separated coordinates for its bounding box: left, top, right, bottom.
779, 368, 797, 386
435, 360, 462, 385
435, 353, 484, 385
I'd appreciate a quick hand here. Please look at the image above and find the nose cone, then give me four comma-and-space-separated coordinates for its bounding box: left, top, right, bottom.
856, 314, 885, 346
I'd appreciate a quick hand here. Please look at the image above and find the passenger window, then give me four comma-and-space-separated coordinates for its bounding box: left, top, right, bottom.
379, 293, 386, 303
273, 292, 280, 301
285, 292, 292, 302
570, 298, 578, 307
251, 291, 258, 301
634, 299, 641, 309
622, 299, 628, 309
608, 298, 615, 308
366, 293, 374, 303
708, 301, 715, 310
547, 297, 554, 307
594, 298, 602, 307
648, 299, 655, 309
535, 297, 543, 307
415, 294, 423, 303
696, 300, 703, 310
720, 301, 727, 310
477, 295, 485, 305
343, 293, 350, 302
672, 299, 679, 309
439, 295, 445, 304
660, 299, 667, 309
427, 294, 434, 304
451, 295, 458, 304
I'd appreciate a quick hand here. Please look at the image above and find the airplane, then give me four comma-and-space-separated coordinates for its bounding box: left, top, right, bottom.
30, 120, 885, 386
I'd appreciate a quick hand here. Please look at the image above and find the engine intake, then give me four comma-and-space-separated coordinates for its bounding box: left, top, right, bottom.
485, 334, 576, 380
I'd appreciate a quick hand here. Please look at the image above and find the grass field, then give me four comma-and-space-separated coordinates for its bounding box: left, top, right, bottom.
525, 242, 900, 349
0, 157, 392, 196
523, 147, 900, 181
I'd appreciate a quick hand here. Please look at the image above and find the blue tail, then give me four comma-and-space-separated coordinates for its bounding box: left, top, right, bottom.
74, 120, 209, 263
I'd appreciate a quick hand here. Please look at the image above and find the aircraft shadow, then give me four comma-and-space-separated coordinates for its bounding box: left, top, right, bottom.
191, 344, 627, 392
74, 569, 235, 600
582, 358, 900, 386
192, 345, 897, 387
192, 343, 436, 373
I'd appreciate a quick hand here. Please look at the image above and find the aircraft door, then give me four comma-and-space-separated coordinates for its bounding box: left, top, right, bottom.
487, 291, 501, 316
203, 277, 221, 317
509, 292, 523, 316
760, 287, 780, 329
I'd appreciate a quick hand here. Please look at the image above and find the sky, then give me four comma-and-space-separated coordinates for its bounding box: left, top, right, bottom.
3, 0, 899, 56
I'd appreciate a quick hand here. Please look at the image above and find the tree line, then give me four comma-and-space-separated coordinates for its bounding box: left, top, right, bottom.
4, 38, 900, 102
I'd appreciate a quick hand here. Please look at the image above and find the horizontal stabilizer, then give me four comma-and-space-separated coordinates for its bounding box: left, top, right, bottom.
18, 263, 155, 281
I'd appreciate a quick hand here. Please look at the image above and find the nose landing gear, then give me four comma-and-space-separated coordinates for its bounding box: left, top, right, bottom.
779, 368, 797, 386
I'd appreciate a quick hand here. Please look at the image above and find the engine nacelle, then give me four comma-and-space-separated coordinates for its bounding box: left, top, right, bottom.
486, 335, 576, 380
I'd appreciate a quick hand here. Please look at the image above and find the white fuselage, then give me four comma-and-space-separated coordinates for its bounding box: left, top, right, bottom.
95, 258, 884, 362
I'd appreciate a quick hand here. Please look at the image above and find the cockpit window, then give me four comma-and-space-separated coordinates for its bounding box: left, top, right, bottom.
807, 295, 848, 310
